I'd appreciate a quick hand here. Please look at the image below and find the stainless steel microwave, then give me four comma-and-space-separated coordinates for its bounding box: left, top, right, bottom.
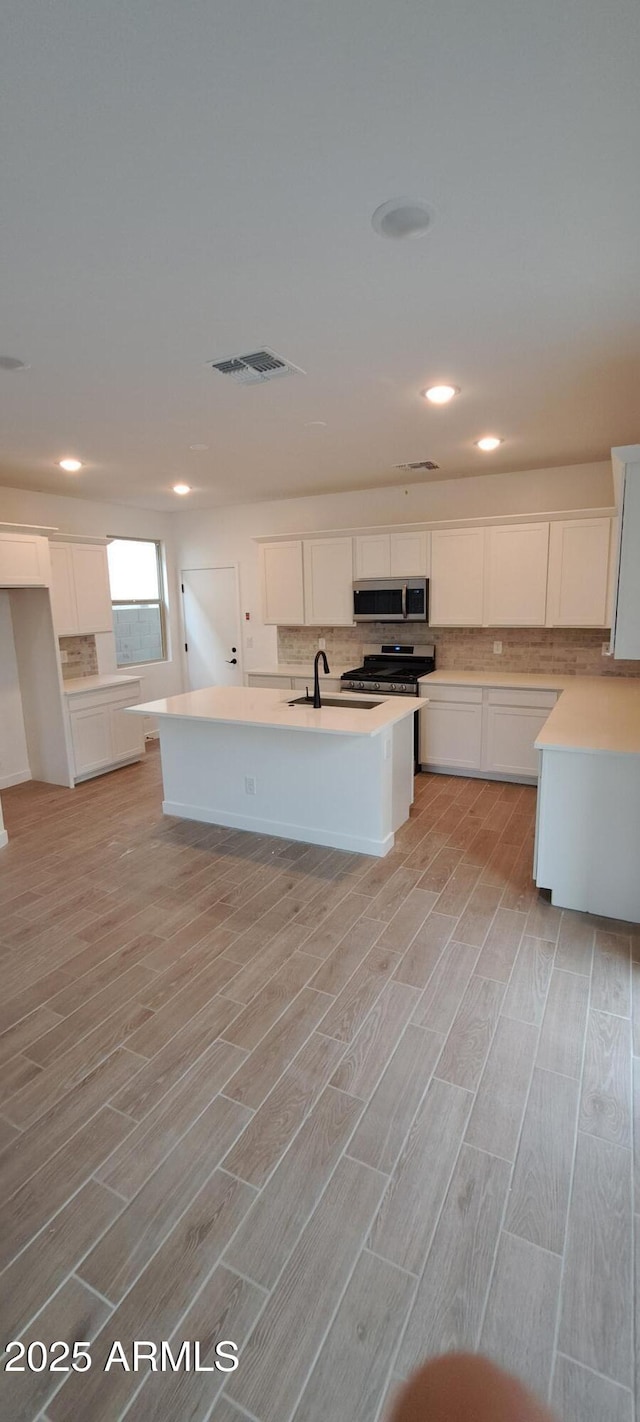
352, 577, 429, 623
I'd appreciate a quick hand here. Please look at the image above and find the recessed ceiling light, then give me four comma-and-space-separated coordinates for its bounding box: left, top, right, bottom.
0, 355, 29, 371
371, 198, 435, 240
173, 483, 191, 495
58, 458, 82, 472
189, 443, 208, 451
423, 384, 459, 405
475, 436, 503, 452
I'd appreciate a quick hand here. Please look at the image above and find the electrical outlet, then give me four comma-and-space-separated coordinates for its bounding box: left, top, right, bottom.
602, 642, 611, 656
318, 637, 326, 650
244, 775, 256, 796
59, 649, 69, 664
493, 641, 502, 655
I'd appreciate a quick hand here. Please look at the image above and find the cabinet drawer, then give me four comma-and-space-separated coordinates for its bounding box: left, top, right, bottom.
486, 688, 557, 710
247, 674, 292, 689
291, 676, 341, 693
65, 682, 141, 712
421, 684, 483, 704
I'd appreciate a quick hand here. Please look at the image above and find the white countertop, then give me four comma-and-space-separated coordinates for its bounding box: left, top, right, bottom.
63, 673, 142, 697
419, 670, 574, 691
127, 685, 426, 738
248, 663, 352, 679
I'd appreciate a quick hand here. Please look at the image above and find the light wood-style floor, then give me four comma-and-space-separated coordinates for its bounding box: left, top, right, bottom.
0, 744, 636, 1422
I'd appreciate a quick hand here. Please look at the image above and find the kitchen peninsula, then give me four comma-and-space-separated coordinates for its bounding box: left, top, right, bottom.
127, 685, 426, 856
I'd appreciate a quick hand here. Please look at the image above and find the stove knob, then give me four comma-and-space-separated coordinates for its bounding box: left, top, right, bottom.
373, 682, 381, 690
357, 681, 364, 690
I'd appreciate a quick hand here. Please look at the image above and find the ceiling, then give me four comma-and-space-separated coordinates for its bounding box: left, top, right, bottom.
1, 0, 639, 511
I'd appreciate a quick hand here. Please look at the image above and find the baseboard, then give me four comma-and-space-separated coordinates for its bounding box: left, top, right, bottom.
0, 830, 8, 849
161, 799, 395, 857
420, 763, 537, 786
0, 769, 31, 790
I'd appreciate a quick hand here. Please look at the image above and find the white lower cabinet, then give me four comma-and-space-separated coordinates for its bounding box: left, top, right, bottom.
420, 683, 557, 782
247, 674, 293, 689
67, 682, 144, 781
247, 673, 342, 693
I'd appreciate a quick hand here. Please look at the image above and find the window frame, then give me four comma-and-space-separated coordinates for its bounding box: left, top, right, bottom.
107, 535, 168, 666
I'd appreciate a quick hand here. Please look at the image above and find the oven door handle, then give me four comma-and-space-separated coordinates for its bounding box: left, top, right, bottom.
402, 583, 408, 619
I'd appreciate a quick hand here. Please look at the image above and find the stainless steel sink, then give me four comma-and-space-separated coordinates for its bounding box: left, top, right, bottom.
287, 695, 380, 710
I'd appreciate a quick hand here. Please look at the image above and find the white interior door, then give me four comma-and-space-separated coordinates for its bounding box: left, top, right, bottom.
181, 567, 242, 691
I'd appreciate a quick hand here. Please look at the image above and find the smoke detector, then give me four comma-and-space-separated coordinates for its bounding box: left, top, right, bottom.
394, 460, 440, 472
207, 348, 305, 386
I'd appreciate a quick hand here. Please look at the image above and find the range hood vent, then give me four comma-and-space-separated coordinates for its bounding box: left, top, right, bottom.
394, 459, 440, 472
208, 348, 306, 385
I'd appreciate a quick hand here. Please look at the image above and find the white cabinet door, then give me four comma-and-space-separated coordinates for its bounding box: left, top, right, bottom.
260, 541, 305, 624
483, 704, 549, 778
303, 538, 354, 625
546, 518, 611, 627
484, 523, 549, 626
420, 702, 483, 769
71, 545, 113, 633
0, 533, 50, 587
430, 529, 485, 626
49, 544, 78, 634
611, 450, 640, 658
354, 535, 391, 579
70, 707, 113, 776
110, 701, 145, 761
389, 531, 429, 575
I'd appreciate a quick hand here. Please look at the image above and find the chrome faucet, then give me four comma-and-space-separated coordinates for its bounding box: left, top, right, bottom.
313, 650, 330, 708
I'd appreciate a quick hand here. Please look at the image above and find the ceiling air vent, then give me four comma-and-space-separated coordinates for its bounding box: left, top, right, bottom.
394, 460, 440, 472
208, 348, 305, 386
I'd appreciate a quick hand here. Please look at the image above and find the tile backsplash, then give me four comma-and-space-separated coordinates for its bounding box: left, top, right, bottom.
59, 634, 99, 680
277, 624, 640, 678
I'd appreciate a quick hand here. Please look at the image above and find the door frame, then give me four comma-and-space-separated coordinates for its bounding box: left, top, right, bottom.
179, 562, 244, 690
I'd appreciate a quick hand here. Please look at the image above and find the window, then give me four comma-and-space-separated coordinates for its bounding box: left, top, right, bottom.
107, 538, 167, 665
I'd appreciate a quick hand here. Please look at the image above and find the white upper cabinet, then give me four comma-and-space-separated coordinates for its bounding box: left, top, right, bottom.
49, 542, 113, 635
610, 448, 640, 659
484, 523, 549, 626
389, 530, 429, 576
430, 528, 485, 626
546, 518, 611, 627
303, 537, 354, 625
354, 535, 391, 579
260, 540, 305, 625
0, 532, 50, 587
354, 530, 429, 579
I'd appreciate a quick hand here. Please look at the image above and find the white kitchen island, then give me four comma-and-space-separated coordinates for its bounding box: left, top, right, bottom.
127, 686, 426, 857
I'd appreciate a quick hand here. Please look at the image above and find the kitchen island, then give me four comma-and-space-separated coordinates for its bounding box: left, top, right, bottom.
126, 686, 426, 856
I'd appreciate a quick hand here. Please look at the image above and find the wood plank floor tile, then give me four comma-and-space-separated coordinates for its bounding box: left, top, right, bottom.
227, 1156, 386, 1422
435, 976, 505, 1091
433, 860, 482, 916
125, 964, 240, 1058
222, 1031, 345, 1188
225, 1085, 363, 1290
225, 988, 333, 1109
0, 1275, 110, 1422
411, 941, 479, 1034
465, 1016, 538, 1161
48, 1169, 255, 1422
369, 1076, 472, 1274
25, 962, 158, 1066
129, 1264, 264, 1422
0, 1006, 62, 1069
308, 917, 382, 995
558, 1131, 633, 1387
0, 1052, 43, 1106
330, 982, 421, 1099
479, 1230, 561, 1400
525, 897, 562, 943
95, 1038, 246, 1196
453, 883, 502, 948
348, 1025, 443, 1175
551, 1354, 633, 1422
110, 995, 246, 1120
505, 1067, 579, 1254
474, 907, 527, 982
299, 891, 370, 958
416, 846, 462, 894
374, 889, 439, 955
501, 935, 555, 1025
397, 1143, 510, 1373
555, 910, 595, 976
536, 969, 589, 1079
78, 1094, 252, 1302
363, 866, 426, 922
392, 910, 456, 989
578, 1009, 632, 1148
291, 1249, 414, 1422
591, 930, 631, 1017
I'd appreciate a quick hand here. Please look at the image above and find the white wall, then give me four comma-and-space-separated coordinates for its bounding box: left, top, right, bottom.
0, 592, 30, 787
0, 486, 184, 706
172, 460, 614, 673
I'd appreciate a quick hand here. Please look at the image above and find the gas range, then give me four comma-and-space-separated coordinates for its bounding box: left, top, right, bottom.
341, 643, 435, 697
